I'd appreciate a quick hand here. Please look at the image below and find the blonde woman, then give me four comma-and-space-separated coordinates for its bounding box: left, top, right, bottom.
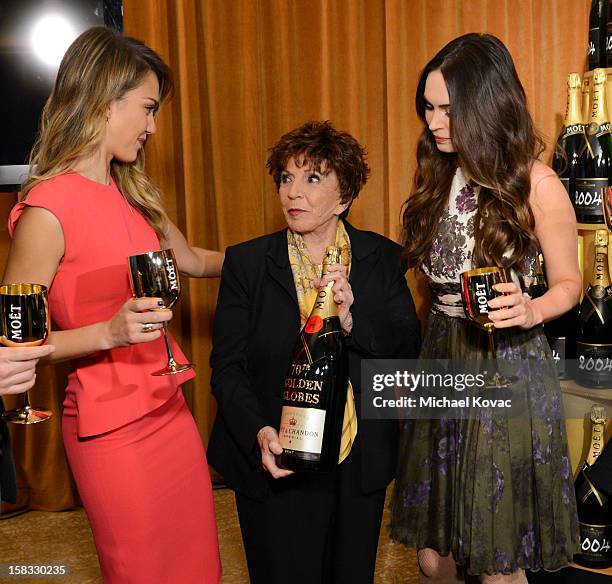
3, 27, 222, 583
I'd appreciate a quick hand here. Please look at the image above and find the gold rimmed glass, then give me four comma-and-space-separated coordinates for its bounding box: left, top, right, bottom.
460, 267, 516, 389
0, 283, 53, 424
127, 249, 194, 376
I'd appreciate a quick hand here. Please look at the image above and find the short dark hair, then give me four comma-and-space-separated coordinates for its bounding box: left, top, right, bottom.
266, 121, 370, 212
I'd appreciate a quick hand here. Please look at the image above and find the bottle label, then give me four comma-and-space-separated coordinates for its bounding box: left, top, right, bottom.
576, 342, 612, 387
563, 123, 585, 138
278, 405, 325, 454
576, 523, 612, 564
574, 178, 606, 222
547, 336, 571, 379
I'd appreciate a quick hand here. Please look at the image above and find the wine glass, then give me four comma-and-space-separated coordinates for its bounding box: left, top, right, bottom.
0, 283, 53, 424
127, 249, 194, 376
460, 267, 515, 389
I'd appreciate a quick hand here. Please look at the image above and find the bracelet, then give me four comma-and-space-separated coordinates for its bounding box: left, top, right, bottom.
342, 312, 353, 336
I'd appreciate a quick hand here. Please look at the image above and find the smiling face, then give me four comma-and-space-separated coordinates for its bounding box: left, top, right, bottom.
278, 157, 348, 237
102, 70, 160, 163
424, 69, 455, 153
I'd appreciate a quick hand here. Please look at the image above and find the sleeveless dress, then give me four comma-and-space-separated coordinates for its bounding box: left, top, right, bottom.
389, 168, 579, 575
9, 172, 221, 583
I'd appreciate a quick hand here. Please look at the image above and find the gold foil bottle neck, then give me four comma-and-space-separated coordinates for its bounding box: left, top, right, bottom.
586, 404, 607, 467
593, 68, 607, 86
582, 77, 591, 125
595, 229, 610, 249
589, 69, 609, 126
592, 230, 611, 289
567, 73, 582, 89
591, 404, 607, 425
323, 246, 341, 267
564, 77, 583, 127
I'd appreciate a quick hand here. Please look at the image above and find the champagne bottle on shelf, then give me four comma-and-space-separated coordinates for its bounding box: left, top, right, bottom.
574, 405, 612, 568
530, 254, 577, 379
553, 73, 586, 203
277, 246, 348, 472
576, 68, 611, 224
576, 230, 612, 388
590, 0, 608, 71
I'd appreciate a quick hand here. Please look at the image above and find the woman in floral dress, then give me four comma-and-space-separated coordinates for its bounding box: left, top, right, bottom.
390, 33, 581, 583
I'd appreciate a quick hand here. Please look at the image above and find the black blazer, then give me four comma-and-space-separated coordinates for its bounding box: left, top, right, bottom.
207, 222, 420, 501
0, 399, 17, 506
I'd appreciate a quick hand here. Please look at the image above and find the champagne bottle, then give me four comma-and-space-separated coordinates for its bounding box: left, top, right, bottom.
576, 69, 611, 224
277, 246, 348, 472
589, 0, 608, 71
574, 405, 612, 568
530, 254, 578, 379
553, 74, 586, 203
576, 230, 612, 388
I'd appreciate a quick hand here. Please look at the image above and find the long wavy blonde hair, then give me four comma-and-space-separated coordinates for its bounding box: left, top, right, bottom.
22, 26, 173, 237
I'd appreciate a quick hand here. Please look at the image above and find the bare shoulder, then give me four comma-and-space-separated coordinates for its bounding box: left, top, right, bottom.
530, 160, 559, 190
528, 160, 568, 206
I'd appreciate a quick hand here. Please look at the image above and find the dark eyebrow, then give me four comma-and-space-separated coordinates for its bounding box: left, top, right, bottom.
423, 98, 450, 108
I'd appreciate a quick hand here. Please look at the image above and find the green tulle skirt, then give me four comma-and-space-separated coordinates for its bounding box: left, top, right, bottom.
389, 312, 579, 575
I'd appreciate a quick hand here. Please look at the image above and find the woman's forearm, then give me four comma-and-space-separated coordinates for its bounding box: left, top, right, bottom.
191, 248, 225, 278
529, 278, 582, 326
43, 322, 112, 363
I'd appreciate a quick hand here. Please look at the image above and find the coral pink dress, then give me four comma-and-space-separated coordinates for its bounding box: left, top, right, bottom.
9, 172, 221, 583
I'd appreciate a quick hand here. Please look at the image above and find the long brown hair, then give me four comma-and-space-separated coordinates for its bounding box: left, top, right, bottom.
402, 33, 545, 273
23, 26, 173, 237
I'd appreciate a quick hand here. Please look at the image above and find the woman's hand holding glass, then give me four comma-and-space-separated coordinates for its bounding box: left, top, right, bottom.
103, 297, 171, 348
0, 345, 55, 396
488, 281, 540, 330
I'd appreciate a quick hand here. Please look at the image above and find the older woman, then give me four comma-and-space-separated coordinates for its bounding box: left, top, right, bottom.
207, 120, 420, 584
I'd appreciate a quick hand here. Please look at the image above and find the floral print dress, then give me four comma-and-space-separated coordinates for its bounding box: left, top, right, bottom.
389, 167, 579, 575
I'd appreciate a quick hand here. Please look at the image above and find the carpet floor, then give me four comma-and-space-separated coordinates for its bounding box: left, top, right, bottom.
0, 485, 418, 583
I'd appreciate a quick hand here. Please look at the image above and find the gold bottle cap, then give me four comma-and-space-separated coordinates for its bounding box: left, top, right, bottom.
323, 246, 341, 265
593, 68, 607, 85
591, 404, 607, 424
567, 73, 582, 89
595, 229, 610, 247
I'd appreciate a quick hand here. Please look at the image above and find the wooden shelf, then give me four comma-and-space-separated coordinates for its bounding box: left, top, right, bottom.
561, 379, 612, 401
577, 222, 610, 231
569, 562, 612, 576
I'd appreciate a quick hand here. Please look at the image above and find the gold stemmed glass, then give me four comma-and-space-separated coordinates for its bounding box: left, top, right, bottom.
460, 267, 515, 389
0, 283, 53, 424
127, 249, 194, 376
